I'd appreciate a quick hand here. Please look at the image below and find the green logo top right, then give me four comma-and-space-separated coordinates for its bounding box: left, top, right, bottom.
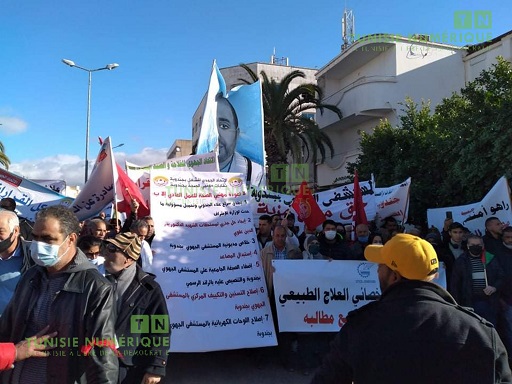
454, 10, 492, 29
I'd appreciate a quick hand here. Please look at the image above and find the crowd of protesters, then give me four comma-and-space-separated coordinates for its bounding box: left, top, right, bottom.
256, 210, 512, 380
2, 190, 512, 382
0, 198, 168, 384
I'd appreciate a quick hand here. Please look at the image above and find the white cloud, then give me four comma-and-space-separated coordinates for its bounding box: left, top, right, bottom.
9, 147, 168, 188
114, 147, 168, 168
0, 116, 28, 134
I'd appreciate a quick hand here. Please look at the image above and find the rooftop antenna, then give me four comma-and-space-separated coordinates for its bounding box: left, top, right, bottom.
270, 47, 289, 66
341, 4, 355, 51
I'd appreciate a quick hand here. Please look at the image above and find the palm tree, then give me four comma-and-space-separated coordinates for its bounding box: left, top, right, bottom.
238, 64, 342, 188
0, 140, 10, 169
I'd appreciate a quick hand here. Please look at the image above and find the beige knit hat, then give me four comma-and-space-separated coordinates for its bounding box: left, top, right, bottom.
105, 232, 142, 260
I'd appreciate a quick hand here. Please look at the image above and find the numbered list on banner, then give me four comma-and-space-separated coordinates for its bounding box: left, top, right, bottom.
150, 170, 277, 352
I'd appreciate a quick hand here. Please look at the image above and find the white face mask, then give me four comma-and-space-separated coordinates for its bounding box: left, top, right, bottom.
325, 230, 337, 241
503, 242, 512, 250
30, 236, 70, 267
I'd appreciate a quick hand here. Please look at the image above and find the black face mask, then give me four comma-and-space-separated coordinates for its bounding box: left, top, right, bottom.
468, 245, 483, 256
0, 231, 14, 253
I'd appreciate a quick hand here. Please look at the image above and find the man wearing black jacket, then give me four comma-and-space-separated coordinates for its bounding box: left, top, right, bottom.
104, 232, 169, 384
0, 205, 118, 383
318, 220, 352, 260
484, 216, 504, 256
450, 234, 504, 326
311, 234, 511, 384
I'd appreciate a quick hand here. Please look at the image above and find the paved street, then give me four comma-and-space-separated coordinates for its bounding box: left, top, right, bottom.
165, 349, 313, 384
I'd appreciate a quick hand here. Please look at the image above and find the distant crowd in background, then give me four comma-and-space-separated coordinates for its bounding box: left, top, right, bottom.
256, 211, 512, 377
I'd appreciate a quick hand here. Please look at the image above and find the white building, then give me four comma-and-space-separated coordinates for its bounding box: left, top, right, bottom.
315, 34, 466, 187
464, 30, 512, 82
315, 31, 512, 188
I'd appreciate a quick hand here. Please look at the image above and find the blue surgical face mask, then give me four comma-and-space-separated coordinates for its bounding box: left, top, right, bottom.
358, 235, 369, 243
30, 236, 70, 267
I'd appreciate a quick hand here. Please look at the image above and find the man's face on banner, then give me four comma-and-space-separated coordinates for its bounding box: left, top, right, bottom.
216, 98, 238, 164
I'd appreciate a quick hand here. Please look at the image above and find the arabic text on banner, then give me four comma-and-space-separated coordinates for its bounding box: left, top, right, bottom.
150, 170, 277, 352
251, 178, 410, 226
427, 176, 512, 234
273, 260, 446, 332
0, 169, 73, 222
70, 137, 116, 221
125, 153, 219, 211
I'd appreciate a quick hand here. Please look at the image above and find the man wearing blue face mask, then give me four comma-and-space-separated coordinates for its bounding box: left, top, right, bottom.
0, 206, 119, 384
349, 224, 370, 261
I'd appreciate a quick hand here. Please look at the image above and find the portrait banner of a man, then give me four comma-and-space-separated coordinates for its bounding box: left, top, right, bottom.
196, 61, 265, 188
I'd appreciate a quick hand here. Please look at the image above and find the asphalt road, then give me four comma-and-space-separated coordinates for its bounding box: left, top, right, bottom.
165, 348, 313, 384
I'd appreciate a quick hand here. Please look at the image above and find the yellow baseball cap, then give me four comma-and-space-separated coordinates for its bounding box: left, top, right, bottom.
364, 233, 439, 280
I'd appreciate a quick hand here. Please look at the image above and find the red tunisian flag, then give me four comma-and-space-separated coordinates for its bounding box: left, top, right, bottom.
115, 163, 150, 217
352, 170, 368, 239
291, 181, 326, 231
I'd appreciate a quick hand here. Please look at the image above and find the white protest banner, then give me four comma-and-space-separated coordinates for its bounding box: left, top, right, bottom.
251, 180, 377, 225
126, 153, 219, 210
273, 260, 447, 332
0, 169, 74, 221
251, 178, 412, 226
70, 137, 116, 221
31, 179, 67, 194
150, 170, 277, 352
274, 260, 380, 332
427, 176, 512, 235
316, 180, 376, 223
251, 189, 294, 218
374, 177, 411, 223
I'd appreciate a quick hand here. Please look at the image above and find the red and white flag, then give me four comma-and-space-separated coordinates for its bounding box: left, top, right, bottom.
291, 181, 326, 231
115, 163, 149, 217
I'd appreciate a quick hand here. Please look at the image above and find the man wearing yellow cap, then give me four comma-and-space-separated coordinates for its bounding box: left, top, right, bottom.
311, 233, 511, 384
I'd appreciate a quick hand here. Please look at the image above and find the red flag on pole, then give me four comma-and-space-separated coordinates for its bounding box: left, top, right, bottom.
352, 170, 368, 240
291, 181, 326, 231
115, 163, 150, 217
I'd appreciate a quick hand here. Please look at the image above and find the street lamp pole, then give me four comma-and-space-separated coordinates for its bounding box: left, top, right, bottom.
85, 70, 92, 184
62, 59, 119, 183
